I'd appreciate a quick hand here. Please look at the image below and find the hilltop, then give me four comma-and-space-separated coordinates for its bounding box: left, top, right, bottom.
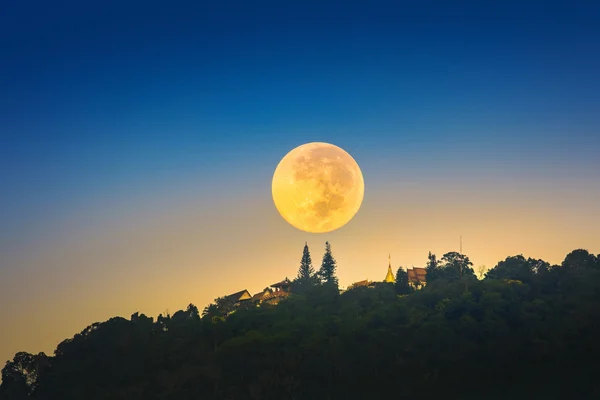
1, 249, 600, 399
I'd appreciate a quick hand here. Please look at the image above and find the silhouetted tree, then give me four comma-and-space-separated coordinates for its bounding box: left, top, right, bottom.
426, 251, 457, 284
395, 267, 412, 294
294, 242, 318, 290
130, 312, 153, 323
0, 352, 49, 399
156, 313, 170, 332
216, 297, 236, 316
441, 251, 474, 279
318, 241, 338, 287
486, 255, 548, 284
4, 248, 600, 399
427, 252, 438, 268
202, 298, 236, 319
185, 303, 200, 319
562, 249, 599, 269
202, 303, 219, 319
425, 251, 440, 280
173, 303, 200, 321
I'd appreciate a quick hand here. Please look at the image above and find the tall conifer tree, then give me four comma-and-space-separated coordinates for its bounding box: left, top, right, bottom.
296, 242, 316, 285
395, 267, 412, 294
425, 251, 442, 283
318, 241, 338, 287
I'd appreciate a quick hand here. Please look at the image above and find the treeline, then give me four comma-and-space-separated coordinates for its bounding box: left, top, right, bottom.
203, 241, 337, 318
2, 248, 600, 399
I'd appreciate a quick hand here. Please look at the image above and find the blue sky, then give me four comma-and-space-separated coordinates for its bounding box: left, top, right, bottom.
1, 0, 599, 250
3, 0, 598, 245
1, 0, 600, 366
0, 1, 600, 238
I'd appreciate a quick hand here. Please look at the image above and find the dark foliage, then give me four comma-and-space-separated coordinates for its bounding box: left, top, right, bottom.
425, 251, 439, 280
485, 255, 550, 284
562, 249, 599, 269
3, 249, 600, 399
293, 242, 319, 292
394, 267, 413, 295
318, 241, 338, 287
426, 251, 475, 284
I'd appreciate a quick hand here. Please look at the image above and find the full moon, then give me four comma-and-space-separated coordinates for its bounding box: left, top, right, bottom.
272, 142, 365, 233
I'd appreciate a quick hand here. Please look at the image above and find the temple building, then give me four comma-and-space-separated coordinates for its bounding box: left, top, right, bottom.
251, 287, 273, 302
348, 254, 396, 289
224, 289, 252, 306
252, 278, 292, 305
384, 254, 396, 283
221, 254, 428, 310
270, 278, 292, 292
347, 279, 374, 290
347, 255, 428, 290
406, 267, 427, 288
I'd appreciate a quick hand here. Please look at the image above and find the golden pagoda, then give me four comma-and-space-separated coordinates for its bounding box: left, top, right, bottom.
384, 254, 396, 283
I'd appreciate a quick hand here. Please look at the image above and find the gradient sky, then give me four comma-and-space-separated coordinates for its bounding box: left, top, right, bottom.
1, 0, 600, 367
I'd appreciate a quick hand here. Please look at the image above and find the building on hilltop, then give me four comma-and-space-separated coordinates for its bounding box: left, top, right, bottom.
261, 290, 290, 305
224, 289, 252, 306
219, 254, 428, 310
347, 279, 375, 290
406, 267, 427, 289
270, 278, 292, 293
346, 255, 429, 290
253, 278, 292, 305
251, 287, 273, 302
348, 254, 397, 290
384, 254, 396, 283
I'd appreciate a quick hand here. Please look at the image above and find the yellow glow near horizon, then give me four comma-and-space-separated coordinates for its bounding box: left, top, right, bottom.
272, 142, 364, 233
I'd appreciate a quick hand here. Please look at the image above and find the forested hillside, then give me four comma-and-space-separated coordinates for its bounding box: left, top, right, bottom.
2, 249, 600, 400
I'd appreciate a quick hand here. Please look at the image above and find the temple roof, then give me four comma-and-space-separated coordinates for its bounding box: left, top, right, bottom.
252, 288, 272, 301
349, 279, 373, 289
270, 278, 292, 288
407, 267, 427, 282
262, 290, 290, 301
384, 254, 396, 283
225, 290, 252, 302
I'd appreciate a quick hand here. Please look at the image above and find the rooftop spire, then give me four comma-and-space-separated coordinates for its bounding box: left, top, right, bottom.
385, 254, 396, 283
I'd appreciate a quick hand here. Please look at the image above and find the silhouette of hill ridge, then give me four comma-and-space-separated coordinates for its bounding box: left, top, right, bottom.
2, 249, 600, 399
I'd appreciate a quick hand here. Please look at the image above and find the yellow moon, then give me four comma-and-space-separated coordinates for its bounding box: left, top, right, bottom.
272, 142, 365, 233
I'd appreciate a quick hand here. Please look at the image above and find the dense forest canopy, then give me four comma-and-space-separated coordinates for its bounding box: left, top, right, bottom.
2, 247, 600, 399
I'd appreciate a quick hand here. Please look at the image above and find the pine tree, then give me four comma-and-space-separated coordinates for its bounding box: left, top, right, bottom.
318, 241, 338, 287
395, 267, 412, 294
427, 251, 438, 269
425, 251, 442, 283
295, 242, 316, 285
